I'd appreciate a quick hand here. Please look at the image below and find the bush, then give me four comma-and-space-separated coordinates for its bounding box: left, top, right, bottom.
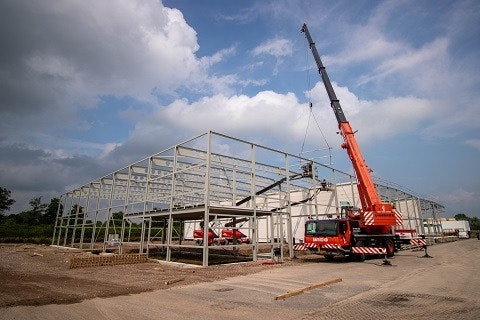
0, 220, 53, 242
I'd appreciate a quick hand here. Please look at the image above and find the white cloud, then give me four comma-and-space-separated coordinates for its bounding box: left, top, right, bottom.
357, 38, 450, 89
99, 90, 328, 165
326, 27, 402, 67
441, 188, 478, 204
306, 81, 431, 144
100, 79, 437, 168
465, 139, 480, 150
152, 91, 307, 142
0, 0, 238, 143
99, 143, 123, 159
1, 0, 479, 218
251, 38, 293, 75
25, 55, 77, 80
200, 46, 236, 68
310, 1, 480, 143
251, 38, 293, 58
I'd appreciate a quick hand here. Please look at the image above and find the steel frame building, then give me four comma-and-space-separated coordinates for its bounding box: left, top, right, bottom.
52, 131, 444, 266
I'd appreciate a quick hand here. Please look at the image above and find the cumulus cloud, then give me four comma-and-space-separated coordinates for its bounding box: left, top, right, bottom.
315, 0, 480, 144
306, 82, 431, 144
0, 142, 107, 213
251, 39, 293, 58
440, 188, 480, 215
356, 38, 450, 90
101, 91, 318, 165
101, 78, 434, 168
465, 139, 480, 151
0, 0, 211, 209
0, 0, 249, 211
1, 0, 479, 218
0, 0, 236, 143
251, 38, 293, 74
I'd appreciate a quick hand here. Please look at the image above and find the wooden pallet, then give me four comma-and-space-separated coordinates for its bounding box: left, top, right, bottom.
69, 253, 149, 269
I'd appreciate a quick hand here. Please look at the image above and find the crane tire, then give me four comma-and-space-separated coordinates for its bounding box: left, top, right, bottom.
324, 254, 334, 261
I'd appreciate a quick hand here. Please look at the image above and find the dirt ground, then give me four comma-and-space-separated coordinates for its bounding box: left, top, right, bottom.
1, 240, 479, 320
0, 243, 289, 307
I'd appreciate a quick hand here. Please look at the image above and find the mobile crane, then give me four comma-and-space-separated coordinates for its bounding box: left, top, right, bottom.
300, 23, 403, 260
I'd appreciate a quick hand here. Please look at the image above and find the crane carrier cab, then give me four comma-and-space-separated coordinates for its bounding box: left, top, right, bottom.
304, 217, 397, 261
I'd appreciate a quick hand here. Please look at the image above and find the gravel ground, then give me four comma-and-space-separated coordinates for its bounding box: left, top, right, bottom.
0, 239, 479, 319
0, 243, 279, 307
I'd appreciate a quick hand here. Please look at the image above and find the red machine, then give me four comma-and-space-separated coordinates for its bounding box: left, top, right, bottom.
221, 229, 251, 244
299, 23, 403, 260
193, 229, 226, 246
193, 228, 250, 245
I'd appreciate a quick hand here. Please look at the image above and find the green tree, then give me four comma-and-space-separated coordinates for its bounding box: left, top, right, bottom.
27, 197, 47, 225
5, 197, 50, 226
43, 198, 62, 224
0, 195, 54, 243
470, 217, 480, 231
0, 187, 16, 216
112, 211, 124, 226
29, 197, 47, 215
454, 213, 468, 221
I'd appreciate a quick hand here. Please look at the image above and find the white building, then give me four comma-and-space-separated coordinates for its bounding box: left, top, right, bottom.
440, 219, 470, 238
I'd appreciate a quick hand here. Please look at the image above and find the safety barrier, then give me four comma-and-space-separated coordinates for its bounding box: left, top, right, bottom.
322, 244, 342, 250
69, 253, 149, 269
410, 238, 427, 246
294, 243, 388, 255
293, 243, 318, 251
351, 247, 386, 255
409, 238, 433, 258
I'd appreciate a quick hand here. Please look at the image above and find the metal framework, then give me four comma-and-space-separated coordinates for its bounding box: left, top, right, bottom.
52, 131, 444, 266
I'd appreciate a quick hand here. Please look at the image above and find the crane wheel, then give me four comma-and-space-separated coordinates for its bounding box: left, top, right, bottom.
324, 254, 334, 261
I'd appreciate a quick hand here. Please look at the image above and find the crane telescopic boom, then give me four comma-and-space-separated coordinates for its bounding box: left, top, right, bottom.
301, 23, 401, 228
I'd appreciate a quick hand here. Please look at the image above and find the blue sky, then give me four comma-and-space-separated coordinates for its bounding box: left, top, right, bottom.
0, 0, 479, 217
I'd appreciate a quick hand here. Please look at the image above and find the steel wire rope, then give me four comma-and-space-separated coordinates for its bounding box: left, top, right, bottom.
300, 34, 333, 166
337, 182, 356, 210
299, 36, 312, 157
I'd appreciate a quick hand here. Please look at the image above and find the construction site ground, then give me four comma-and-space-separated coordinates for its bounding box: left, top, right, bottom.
0, 239, 479, 319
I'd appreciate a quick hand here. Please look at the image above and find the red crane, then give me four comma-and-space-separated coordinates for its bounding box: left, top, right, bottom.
299, 23, 403, 260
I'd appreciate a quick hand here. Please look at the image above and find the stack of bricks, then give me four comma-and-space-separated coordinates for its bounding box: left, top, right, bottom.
69, 253, 149, 269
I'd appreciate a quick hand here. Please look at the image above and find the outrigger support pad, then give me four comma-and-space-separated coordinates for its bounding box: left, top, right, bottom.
420, 235, 432, 258
382, 253, 392, 266
422, 245, 432, 258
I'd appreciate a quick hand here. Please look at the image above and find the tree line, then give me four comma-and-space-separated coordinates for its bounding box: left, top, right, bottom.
454, 213, 480, 232
0, 187, 61, 243
0, 187, 159, 244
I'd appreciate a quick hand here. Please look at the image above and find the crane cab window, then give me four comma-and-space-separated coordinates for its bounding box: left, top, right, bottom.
305, 220, 338, 236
